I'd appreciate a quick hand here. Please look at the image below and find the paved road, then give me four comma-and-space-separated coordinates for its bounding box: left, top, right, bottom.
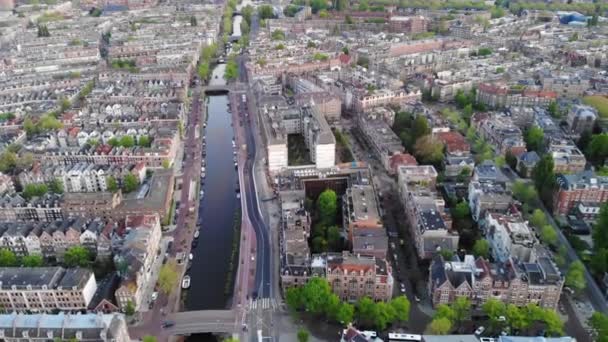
129, 86, 204, 340
239, 91, 272, 299
165, 309, 238, 335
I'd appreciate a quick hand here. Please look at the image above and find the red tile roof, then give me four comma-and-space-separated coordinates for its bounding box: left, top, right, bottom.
436, 131, 470, 154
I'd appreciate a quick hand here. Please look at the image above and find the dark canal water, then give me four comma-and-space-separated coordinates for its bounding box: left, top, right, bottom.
185, 64, 238, 314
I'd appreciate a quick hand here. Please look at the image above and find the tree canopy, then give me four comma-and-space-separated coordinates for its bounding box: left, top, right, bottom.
64, 246, 91, 268
472, 240, 490, 258
414, 135, 445, 166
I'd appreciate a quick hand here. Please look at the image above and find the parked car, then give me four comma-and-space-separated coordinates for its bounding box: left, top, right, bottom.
474, 326, 485, 336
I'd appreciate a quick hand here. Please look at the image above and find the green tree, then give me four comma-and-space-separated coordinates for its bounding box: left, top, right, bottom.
285, 286, 304, 312
49, 178, 64, 194
317, 189, 337, 225
356, 297, 378, 327
37, 24, 50, 37
540, 225, 558, 247
143, 336, 157, 342
107, 176, 119, 192
524, 126, 544, 152
190, 15, 197, 26
593, 203, 608, 251
63, 246, 91, 267
122, 173, 139, 193
547, 101, 559, 117
0, 151, 17, 173
119, 135, 135, 148
451, 296, 471, 329
0, 249, 18, 266
451, 201, 470, 220
591, 249, 608, 276
336, 0, 348, 11
543, 309, 564, 336
301, 277, 332, 315
358, 0, 369, 11
491, 6, 505, 18
327, 225, 341, 250
390, 295, 410, 323
412, 115, 431, 141
483, 298, 506, 330
38, 114, 63, 131
23, 183, 48, 199
258, 5, 274, 19
565, 260, 586, 294
225, 58, 239, 81
414, 135, 444, 166
434, 304, 455, 322
532, 155, 557, 210
511, 180, 538, 206
530, 209, 547, 228
374, 301, 396, 330
23, 117, 37, 136
586, 133, 608, 166
590, 312, 608, 342
505, 304, 527, 332
297, 329, 309, 342
310, 0, 327, 13
312, 236, 328, 252
429, 317, 452, 334
271, 29, 285, 40
158, 260, 179, 294
335, 302, 354, 324
22, 254, 44, 267
108, 137, 120, 147
472, 239, 490, 258
162, 159, 171, 169
125, 300, 135, 316
137, 135, 151, 147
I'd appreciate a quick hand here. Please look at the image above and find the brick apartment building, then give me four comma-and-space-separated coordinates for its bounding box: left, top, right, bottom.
554, 171, 608, 215
429, 254, 563, 310
0, 267, 97, 312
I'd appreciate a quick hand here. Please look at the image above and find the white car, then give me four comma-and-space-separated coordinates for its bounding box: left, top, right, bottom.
400, 283, 406, 293
475, 326, 486, 336
151, 292, 158, 301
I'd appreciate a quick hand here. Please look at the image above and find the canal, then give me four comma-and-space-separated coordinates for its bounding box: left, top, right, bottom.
185, 63, 239, 313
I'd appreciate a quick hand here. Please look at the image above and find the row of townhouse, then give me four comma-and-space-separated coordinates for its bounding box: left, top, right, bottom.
397, 165, 458, 259
0, 169, 174, 222
0, 218, 119, 261
476, 82, 557, 109
18, 162, 146, 192
33, 132, 178, 169
429, 253, 563, 309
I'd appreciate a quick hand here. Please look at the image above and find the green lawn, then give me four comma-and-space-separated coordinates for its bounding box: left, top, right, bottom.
583, 95, 608, 119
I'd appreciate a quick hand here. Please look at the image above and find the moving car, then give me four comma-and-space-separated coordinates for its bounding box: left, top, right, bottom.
182, 275, 191, 289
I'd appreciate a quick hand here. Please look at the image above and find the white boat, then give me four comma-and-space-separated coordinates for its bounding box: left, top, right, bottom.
194, 230, 200, 239
236, 193, 241, 199
200, 190, 204, 197
201, 173, 206, 179
182, 276, 191, 289
188, 253, 193, 261
201, 167, 206, 173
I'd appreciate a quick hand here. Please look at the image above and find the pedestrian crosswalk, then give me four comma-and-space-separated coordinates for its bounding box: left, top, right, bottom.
248, 297, 278, 310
